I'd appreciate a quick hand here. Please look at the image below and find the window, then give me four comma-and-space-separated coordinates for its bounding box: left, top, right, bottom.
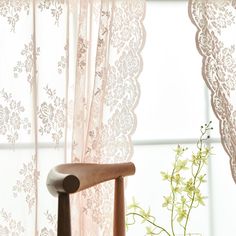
126, 1, 236, 235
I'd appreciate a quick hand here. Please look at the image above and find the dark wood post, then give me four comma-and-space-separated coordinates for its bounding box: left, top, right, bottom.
58, 193, 71, 236
113, 176, 125, 236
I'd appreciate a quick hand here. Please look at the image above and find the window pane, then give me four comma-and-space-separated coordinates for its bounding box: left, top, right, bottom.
133, 1, 207, 141
209, 143, 236, 236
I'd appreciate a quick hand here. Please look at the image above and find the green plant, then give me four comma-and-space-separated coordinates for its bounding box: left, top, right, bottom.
126, 122, 213, 236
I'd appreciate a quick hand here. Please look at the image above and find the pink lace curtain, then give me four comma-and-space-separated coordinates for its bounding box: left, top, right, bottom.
0, 0, 145, 235
189, 0, 236, 183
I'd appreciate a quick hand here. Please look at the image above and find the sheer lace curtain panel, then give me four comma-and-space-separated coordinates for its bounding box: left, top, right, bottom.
189, 0, 236, 183
0, 0, 145, 235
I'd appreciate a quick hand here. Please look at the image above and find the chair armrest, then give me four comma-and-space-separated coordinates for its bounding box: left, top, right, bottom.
47, 162, 135, 196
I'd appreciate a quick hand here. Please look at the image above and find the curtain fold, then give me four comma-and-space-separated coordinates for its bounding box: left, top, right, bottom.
0, 0, 145, 235
189, 0, 236, 183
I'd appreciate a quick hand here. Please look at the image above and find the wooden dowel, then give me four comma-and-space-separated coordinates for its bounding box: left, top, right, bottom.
58, 193, 71, 236
113, 176, 125, 236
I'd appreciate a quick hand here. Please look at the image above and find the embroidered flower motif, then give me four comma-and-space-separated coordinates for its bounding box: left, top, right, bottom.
54, 109, 64, 127
38, 86, 65, 144
38, 0, 65, 25
111, 2, 142, 52
12, 156, 39, 213
0, 105, 10, 135
196, 14, 236, 95
77, 37, 88, 72
57, 56, 66, 74
112, 107, 134, 135
0, 209, 25, 235
39, 211, 56, 236
0, 89, 31, 144
40, 228, 55, 236
13, 36, 40, 89
117, 49, 140, 77
39, 103, 54, 124
192, 1, 235, 34
0, 0, 30, 31
10, 112, 21, 130
0, 225, 9, 235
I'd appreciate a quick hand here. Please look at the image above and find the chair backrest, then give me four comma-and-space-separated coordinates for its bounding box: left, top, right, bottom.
47, 162, 135, 236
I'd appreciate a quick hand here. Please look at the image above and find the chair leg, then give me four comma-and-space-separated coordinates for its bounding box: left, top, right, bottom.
113, 176, 125, 236
58, 193, 71, 236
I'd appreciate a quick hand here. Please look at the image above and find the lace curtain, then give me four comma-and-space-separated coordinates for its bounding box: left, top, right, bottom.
189, 0, 236, 183
0, 0, 145, 235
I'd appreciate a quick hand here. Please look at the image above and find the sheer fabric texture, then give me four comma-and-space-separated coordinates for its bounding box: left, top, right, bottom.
0, 0, 145, 235
189, 0, 236, 183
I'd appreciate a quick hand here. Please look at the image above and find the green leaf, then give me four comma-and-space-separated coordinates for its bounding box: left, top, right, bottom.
176, 206, 187, 222
128, 197, 139, 211
172, 186, 182, 194
160, 171, 170, 181
146, 226, 154, 235
181, 196, 187, 205
176, 159, 188, 172
195, 191, 207, 206
203, 146, 214, 156
172, 173, 185, 185
140, 207, 152, 223
162, 195, 172, 208
198, 175, 206, 183
184, 178, 195, 195
174, 144, 187, 156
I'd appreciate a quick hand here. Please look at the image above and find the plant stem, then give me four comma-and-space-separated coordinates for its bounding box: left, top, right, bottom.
183, 160, 202, 235
183, 128, 206, 235
170, 185, 176, 236
126, 212, 171, 236
170, 154, 180, 236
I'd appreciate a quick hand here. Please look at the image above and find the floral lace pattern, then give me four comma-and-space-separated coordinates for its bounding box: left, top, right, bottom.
0, 0, 65, 32
38, 86, 66, 144
102, 0, 145, 164
13, 36, 40, 89
70, 0, 145, 235
12, 156, 39, 213
39, 211, 56, 236
0, 0, 30, 31
57, 56, 66, 74
0, 0, 145, 235
57, 44, 67, 74
0, 209, 25, 235
189, 0, 236, 182
0, 89, 31, 144
38, 0, 65, 25
77, 37, 88, 72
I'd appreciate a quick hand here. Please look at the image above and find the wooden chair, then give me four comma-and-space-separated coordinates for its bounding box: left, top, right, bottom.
47, 162, 135, 236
